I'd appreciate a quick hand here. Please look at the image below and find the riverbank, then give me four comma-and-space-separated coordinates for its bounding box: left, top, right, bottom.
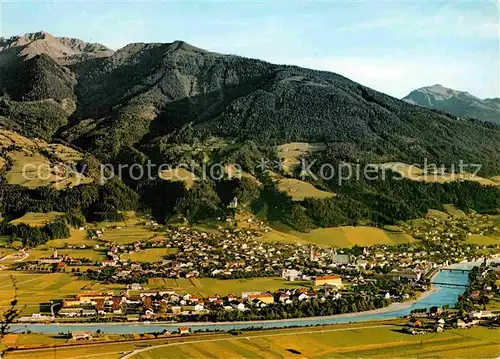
8, 262, 473, 333
11, 286, 441, 328
176, 287, 442, 327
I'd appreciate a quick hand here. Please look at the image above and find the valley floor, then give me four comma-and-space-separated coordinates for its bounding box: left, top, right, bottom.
2, 320, 499, 359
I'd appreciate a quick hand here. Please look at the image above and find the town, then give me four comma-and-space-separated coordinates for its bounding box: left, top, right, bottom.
4, 209, 497, 325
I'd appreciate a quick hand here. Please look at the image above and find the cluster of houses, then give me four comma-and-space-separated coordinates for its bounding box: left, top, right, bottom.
11, 220, 438, 318
52, 280, 348, 320
401, 212, 500, 262
11, 213, 500, 324
17, 266, 432, 323
36, 249, 90, 267
401, 262, 500, 336
13, 211, 488, 290
73, 225, 433, 284
404, 308, 499, 335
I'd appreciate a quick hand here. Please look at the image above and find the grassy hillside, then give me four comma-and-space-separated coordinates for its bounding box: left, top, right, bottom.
9, 211, 64, 226
261, 223, 415, 247
0, 127, 92, 189
381, 162, 500, 187
159, 167, 197, 189
277, 142, 326, 173
277, 177, 335, 201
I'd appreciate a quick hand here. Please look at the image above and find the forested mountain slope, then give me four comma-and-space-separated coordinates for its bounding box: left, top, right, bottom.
1, 32, 500, 174
63, 42, 500, 175
0, 32, 499, 230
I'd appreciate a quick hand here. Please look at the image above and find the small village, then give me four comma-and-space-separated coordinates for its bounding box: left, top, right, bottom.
401, 210, 500, 260
18, 275, 344, 322
13, 210, 498, 285
402, 262, 500, 335
3, 209, 500, 344
14, 263, 500, 342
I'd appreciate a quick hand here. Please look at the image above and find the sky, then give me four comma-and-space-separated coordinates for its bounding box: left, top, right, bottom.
1, 0, 499, 99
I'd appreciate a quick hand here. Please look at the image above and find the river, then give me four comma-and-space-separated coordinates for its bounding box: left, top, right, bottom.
8, 262, 476, 334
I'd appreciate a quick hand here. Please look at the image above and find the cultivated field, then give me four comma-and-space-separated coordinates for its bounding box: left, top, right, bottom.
98, 223, 158, 245
57, 248, 106, 261
1, 273, 301, 315
277, 177, 335, 201
147, 277, 309, 297
0, 271, 126, 316
120, 248, 177, 262
262, 225, 415, 247
466, 234, 500, 246
0, 247, 15, 260
4, 322, 499, 359
44, 229, 99, 249
10, 212, 64, 227
134, 325, 500, 359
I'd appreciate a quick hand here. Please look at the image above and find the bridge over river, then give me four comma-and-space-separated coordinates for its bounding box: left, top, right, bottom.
430, 281, 468, 288
432, 266, 473, 287
439, 268, 472, 274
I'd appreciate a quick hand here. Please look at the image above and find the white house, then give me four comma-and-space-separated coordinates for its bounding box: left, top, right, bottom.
469, 310, 495, 319
71, 331, 93, 340
281, 269, 301, 281
297, 293, 309, 301
230, 302, 246, 311
194, 304, 205, 313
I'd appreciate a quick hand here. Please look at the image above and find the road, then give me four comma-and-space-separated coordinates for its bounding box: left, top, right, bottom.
50, 302, 61, 318
120, 324, 389, 359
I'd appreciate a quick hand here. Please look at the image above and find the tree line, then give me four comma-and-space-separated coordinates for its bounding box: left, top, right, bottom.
0, 217, 70, 247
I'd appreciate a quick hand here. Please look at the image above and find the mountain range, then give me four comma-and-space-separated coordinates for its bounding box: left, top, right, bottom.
403, 84, 500, 124
0, 31, 499, 228
1, 32, 499, 171
0, 31, 112, 64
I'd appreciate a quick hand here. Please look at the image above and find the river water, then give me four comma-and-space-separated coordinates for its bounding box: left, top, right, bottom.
9, 264, 474, 334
